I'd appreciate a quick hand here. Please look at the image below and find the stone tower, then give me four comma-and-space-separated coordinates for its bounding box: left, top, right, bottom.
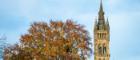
94, 0, 110, 60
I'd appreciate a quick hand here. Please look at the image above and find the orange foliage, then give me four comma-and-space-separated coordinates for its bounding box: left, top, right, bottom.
4, 20, 92, 60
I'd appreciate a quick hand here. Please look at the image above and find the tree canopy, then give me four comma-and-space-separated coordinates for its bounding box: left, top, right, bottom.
4, 20, 92, 60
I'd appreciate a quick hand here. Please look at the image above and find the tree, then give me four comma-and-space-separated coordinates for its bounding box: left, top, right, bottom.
4, 20, 92, 60
3, 44, 33, 60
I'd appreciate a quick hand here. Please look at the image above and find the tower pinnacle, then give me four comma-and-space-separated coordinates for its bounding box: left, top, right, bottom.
98, 0, 105, 20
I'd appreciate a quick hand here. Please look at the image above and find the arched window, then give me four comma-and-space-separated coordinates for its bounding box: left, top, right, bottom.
97, 33, 100, 39
103, 46, 106, 56
100, 33, 102, 39
98, 45, 102, 56
102, 33, 104, 39
97, 33, 101, 39
103, 33, 106, 39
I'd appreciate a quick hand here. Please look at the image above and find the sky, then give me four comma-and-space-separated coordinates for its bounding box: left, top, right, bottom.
0, 0, 140, 60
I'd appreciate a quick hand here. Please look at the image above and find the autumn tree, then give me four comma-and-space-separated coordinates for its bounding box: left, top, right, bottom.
4, 20, 92, 60
3, 44, 34, 60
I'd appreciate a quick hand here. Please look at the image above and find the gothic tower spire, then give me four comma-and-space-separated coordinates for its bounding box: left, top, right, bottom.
94, 0, 110, 60
98, 0, 105, 24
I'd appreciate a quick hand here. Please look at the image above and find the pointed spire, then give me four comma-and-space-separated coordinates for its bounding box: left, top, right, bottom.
106, 18, 109, 26
94, 17, 98, 31
98, 0, 104, 20
99, 0, 103, 13
106, 18, 110, 30
94, 17, 98, 26
106, 18, 109, 23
